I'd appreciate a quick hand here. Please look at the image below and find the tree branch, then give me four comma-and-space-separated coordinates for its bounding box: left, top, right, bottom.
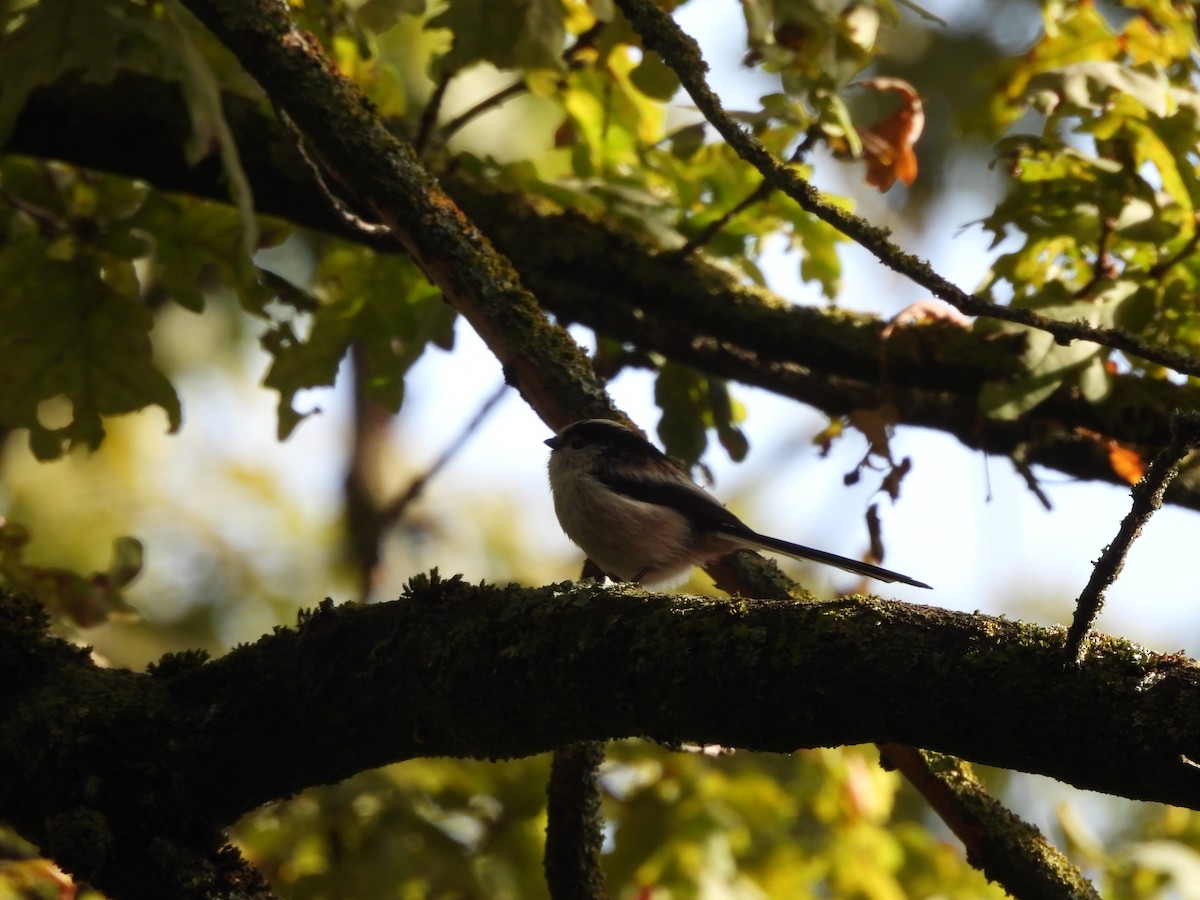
877, 745, 1101, 900
10, 74, 1200, 508
1066, 411, 1200, 661
11, 74, 1200, 509
6, 578, 1200, 896
172, 0, 611, 434
613, 0, 1200, 380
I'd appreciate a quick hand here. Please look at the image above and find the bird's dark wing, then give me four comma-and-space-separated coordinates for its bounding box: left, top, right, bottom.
598, 467, 932, 589
595, 468, 749, 533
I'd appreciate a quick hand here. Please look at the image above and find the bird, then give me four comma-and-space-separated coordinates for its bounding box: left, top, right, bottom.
545, 418, 930, 589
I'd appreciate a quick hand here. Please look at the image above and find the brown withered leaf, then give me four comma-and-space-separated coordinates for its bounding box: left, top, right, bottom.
1075, 427, 1146, 485
854, 77, 925, 192
848, 403, 899, 461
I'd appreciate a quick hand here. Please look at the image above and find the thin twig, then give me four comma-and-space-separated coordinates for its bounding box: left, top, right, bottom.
1011, 455, 1053, 512
1150, 228, 1200, 279
673, 131, 818, 259
673, 178, 771, 259
0, 187, 70, 233
415, 72, 452, 155
277, 109, 389, 236
613, 0, 1200, 380
441, 81, 527, 142
380, 381, 509, 523
439, 22, 605, 146
1064, 410, 1200, 663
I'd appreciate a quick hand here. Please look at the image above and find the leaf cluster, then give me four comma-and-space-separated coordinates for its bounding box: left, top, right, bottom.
977, 2, 1200, 418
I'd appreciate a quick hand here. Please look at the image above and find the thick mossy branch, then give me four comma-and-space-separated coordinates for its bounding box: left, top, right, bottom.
0, 595, 275, 900
6, 580, 1200, 864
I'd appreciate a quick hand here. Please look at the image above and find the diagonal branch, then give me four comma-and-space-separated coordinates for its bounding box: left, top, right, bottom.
613, 0, 1200, 381
176, 0, 612, 434
1065, 410, 1200, 661
878, 745, 1101, 900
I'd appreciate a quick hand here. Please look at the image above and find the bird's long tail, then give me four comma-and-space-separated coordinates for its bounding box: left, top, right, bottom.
740, 531, 931, 589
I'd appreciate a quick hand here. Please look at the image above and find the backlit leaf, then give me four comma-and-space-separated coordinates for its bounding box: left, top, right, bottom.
0, 236, 181, 457
428, 0, 566, 75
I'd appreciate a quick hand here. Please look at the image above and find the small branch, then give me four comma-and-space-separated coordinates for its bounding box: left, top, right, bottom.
415, 72, 451, 155
277, 108, 389, 236
673, 131, 818, 259
380, 381, 509, 523
441, 81, 527, 142
878, 745, 1101, 900
1011, 454, 1053, 512
1065, 410, 1200, 662
439, 23, 604, 145
545, 742, 608, 900
613, 0, 1200, 380
672, 178, 770, 259
0, 186, 71, 234
1150, 228, 1200, 280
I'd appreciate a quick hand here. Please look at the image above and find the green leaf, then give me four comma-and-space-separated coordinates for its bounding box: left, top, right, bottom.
708, 379, 749, 462
161, 0, 259, 257
262, 248, 453, 439
0, 236, 182, 458
654, 362, 708, 467
666, 122, 706, 160
0, 0, 151, 144
107, 536, 145, 589
129, 194, 275, 314
357, 0, 428, 33
977, 282, 1137, 420
653, 364, 749, 467
428, 0, 566, 75
629, 51, 679, 101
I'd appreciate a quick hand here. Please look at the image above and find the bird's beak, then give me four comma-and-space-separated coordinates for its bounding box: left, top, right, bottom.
544, 435, 560, 449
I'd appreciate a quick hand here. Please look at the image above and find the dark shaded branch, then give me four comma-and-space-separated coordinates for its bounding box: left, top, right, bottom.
8, 579, 1200, 873
1065, 411, 1200, 662
878, 746, 1100, 900
613, 0, 1200, 380
456, 188, 1200, 509
545, 742, 608, 900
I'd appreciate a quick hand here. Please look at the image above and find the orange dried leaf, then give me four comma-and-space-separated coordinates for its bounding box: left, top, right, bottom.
1108, 445, 1145, 484
1076, 427, 1145, 485
853, 77, 925, 192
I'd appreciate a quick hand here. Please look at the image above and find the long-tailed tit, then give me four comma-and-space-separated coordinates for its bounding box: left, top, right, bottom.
546, 418, 930, 589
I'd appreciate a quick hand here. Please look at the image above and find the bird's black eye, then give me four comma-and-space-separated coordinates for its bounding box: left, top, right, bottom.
571, 438, 586, 450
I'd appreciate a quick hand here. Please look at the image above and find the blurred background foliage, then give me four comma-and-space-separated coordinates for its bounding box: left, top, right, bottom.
3, 0, 1200, 896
